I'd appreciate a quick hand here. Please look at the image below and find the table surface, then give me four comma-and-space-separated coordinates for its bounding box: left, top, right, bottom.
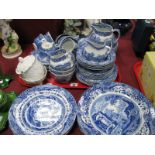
0, 26, 141, 135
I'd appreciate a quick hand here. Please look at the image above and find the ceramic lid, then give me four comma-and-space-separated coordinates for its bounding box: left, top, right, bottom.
16, 55, 35, 74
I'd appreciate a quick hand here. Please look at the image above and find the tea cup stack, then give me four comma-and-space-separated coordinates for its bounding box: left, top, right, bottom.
49, 48, 76, 83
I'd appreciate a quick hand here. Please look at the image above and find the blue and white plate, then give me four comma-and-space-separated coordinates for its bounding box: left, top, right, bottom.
76, 66, 118, 86
77, 64, 116, 80
8, 84, 77, 135
77, 82, 155, 135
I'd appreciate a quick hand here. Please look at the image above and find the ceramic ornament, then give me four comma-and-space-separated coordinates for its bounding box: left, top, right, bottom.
0, 19, 22, 59
16, 55, 47, 85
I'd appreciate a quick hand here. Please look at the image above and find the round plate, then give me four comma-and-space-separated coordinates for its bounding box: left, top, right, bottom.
76, 66, 118, 86
77, 64, 116, 80
77, 82, 155, 135
8, 84, 77, 135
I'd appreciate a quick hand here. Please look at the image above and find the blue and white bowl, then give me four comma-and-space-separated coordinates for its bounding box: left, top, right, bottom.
77, 82, 155, 135
8, 84, 77, 135
50, 69, 75, 83
50, 50, 75, 71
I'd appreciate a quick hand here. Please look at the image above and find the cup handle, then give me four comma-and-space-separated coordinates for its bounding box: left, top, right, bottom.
105, 39, 113, 54
113, 29, 120, 42
33, 43, 37, 50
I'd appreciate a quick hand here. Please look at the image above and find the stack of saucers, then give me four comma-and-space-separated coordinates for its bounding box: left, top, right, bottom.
49, 48, 76, 83
76, 37, 117, 86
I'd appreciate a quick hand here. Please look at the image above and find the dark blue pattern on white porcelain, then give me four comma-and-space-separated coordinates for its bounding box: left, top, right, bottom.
50, 52, 75, 71
8, 84, 77, 135
34, 32, 54, 49
86, 23, 120, 51
77, 82, 155, 135
32, 50, 50, 66
55, 34, 79, 45
77, 64, 116, 80
76, 66, 117, 86
76, 47, 116, 70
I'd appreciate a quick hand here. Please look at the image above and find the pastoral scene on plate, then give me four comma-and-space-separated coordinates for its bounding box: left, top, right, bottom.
0, 19, 155, 135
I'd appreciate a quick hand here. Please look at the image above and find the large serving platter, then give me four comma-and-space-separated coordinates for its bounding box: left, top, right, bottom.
77, 82, 155, 135
8, 84, 77, 135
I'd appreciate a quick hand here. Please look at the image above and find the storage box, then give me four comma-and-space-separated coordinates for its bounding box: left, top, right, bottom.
140, 52, 155, 106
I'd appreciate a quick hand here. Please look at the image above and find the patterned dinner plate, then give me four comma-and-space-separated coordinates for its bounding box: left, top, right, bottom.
8, 84, 77, 135
77, 82, 155, 135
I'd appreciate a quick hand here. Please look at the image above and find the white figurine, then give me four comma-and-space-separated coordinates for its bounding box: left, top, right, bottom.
0, 19, 22, 59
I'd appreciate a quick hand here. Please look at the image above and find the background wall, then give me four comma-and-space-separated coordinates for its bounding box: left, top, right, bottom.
7, 19, 64, 44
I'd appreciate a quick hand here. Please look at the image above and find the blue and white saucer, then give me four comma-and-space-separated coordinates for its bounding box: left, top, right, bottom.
76, 64, 116, 80
77, 82, 155, 135
76, 66, 118, 86
8, 84, 77, 135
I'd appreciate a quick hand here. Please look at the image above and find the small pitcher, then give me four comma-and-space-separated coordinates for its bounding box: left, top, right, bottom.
88, 22, 120, 45
81, 38, 113, 61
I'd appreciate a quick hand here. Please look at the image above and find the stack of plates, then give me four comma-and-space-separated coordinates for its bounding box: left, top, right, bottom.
76, 39, 117, 86
8, 84, 77, 135
77, 82, 155, 135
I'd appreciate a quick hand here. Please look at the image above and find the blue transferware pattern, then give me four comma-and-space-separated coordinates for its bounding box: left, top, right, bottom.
32, 50, 51, 66
55, 34, 79, 45
77, 64, 116, 80
76, 47, 116, 70
50, 70, 75, 83
76, 66, 117, 86
32, 32, 55, 66
8, 84, 77, 135
55, 35, 79, 56
77, 63, 114, 76
88, 23, 120, 44
49, 65, 75, 75
78, 39, 112, 62
77, 82, 155, 135
50, 52, 75, 71
33, 32, 54, 49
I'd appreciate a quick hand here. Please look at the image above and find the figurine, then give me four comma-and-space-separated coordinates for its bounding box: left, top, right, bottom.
63, 19, 83, 36
0, 19, 22, 59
